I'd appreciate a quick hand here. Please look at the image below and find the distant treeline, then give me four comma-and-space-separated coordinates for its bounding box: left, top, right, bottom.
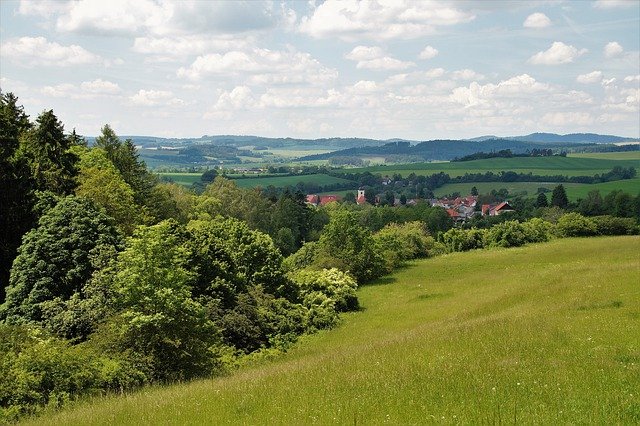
452, 148, 561, 162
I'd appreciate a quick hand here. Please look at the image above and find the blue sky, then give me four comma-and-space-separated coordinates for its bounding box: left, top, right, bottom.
1, 0, 638, 139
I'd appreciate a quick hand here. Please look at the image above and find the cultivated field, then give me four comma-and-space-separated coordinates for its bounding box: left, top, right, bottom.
569, 152, 640, 160
30, 236, 640, 425
351, 156, 640, 178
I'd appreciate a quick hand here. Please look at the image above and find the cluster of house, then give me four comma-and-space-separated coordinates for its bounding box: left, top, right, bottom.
306, 191, 515, 222
429, 195, 515, 222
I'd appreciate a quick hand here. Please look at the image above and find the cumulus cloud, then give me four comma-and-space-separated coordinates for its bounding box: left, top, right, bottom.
41, 79, 121, 99
528, 41, 587, 65
451, 69, 484, 81
523, 12, 551, 28
176, 48, 337, 86
0, 36, 102, 67
593, 0, 638, 9
132, 35, 252, 59
450, 74, 551, 108
345, 45, 414, 70
42, 0, 278, 37
418, 45, 439, 60
542, 112, 593, 126
299, 0, 475, 41
604, 41, 624, 58
129, 89, 185, 107
624, 75, 640, 82
576, 71, 603, 84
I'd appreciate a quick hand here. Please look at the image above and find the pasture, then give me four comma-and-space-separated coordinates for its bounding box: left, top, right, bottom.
231, 173, 355, 189
434, 177, 640, 200
569, 151, 640, 161
30, 236, 640, 425
351, 156, 640, 178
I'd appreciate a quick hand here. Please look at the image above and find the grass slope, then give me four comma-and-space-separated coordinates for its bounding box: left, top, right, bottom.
31, 236, 640, 425
351, 156, 640, 178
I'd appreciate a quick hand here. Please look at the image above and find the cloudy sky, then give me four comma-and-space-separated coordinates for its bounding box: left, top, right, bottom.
1, 0, 639, 139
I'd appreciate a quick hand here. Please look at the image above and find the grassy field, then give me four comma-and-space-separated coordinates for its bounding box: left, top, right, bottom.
231, 173, 354, 189
30, 236, 640, 425
569, 151, 640, 160
351, 156, 640, 178
434, 177, 640, 200
156, 172, 203, 186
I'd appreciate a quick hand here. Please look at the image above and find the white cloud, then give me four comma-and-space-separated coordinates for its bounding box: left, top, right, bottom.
41, 79, 121, 99
450, 74, 551, 108
624, 75, 640, 82
345, 45, 414, 70
523, 12, 551, 28
129, 89, 185, 107
0, 36, 102, 67
345, 46, 385, 61
451, 69, 485, 81
299, 0, 475, 41
528, 41, 587, 65
541, 112, 593, 126
177, 47, 337, 85
593, 0, 638, 9
214, 86, 256, 110
132, 35, 252, 58
18, 0, 71, 17
576, 71, 603, 84
604, 41, 624, 58
418, 45, 439, 60
48, 0, 278, 37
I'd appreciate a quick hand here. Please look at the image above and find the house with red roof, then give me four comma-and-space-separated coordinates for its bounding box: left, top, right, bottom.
482, 201, 515, 216
306, 194, 341, 206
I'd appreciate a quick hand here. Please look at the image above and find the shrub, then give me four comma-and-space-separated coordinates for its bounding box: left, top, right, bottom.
291, 268, 359, 312
485, 220, 528, 248
556, 213, 598, 237
441, 228, 486, 252
521, 218, 556, 243
591, 215, 638, 236
373, 221, 435, 269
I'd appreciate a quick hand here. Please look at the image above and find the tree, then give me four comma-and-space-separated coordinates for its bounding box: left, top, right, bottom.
536, 192, 549, 208
0, 93, 36, 297
0, 197, 122, 324
551, 184, 569, 208
316, 210, 385, 283
94, 125, 155, 205
108, 221, 220, 380
577, 190, 603, 216
20, 110, 78, 195
75, 147, 143, 234
201, 168, 218, 183
471, 186, 479, 196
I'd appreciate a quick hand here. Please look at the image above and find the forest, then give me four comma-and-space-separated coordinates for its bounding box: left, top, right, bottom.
1, 92, 639, 421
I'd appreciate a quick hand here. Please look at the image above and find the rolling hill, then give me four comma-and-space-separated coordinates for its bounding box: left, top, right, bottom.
29, 236, 640, 425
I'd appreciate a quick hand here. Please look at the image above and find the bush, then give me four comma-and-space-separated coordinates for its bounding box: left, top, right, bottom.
485, 220, 529, 248
521, 218, 556, 243
591, 215, 638, 236
441, 228, 486, 252
291, 268, 359, 313
556, 213, 598, 237
0, 324, 146, 422
373, 222, 435, 269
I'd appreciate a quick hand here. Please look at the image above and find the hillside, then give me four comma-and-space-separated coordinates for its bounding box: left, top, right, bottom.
31, 236, 640, 425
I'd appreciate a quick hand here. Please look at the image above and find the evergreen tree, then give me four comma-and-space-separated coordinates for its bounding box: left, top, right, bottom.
551, 184, 569, 208
536, 192, 549, 208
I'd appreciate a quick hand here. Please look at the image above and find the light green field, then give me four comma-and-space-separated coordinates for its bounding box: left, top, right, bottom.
231, 173, 355, 189
31, 236, 640, 425
265, 148, 334, 158
156, 172, 202, 186
351, 156, 640, 178
434, 177, 640, 200
569, 151, 640, 160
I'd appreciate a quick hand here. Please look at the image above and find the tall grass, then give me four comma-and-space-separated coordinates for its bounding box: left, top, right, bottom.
29, 236, 640, 425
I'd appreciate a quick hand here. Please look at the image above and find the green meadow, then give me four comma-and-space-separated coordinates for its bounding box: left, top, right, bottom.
351, 156, 640, 178
434, 177, 640, 200
156, 172, 203, 186
30, 236, 640, 425
231, 173, 354, 189
569, 151, 640, 161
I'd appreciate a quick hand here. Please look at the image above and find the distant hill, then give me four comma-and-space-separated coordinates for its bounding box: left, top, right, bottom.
507, 133, 639, 144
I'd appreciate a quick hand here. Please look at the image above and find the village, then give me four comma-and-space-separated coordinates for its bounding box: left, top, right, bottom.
306, 189, 515, 223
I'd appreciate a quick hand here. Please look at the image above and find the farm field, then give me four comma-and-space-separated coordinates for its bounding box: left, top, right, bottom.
231, 173, 354, 189
434, 177, 640, 200
569, 151, 640, 160
351, 156, 640, 178
31, 236, 640, 425
156, 172, 203, 186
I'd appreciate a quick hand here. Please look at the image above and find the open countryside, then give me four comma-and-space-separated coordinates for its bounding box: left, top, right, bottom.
28, 237, 640, 425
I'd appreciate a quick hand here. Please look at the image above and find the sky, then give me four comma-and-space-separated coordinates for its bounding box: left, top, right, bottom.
1, 0, 639, 140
